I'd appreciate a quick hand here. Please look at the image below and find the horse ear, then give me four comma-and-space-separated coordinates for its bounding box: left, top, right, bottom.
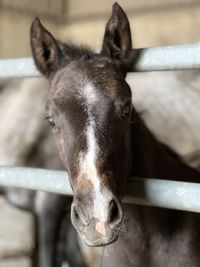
101, 3, 133, 74
30, 18, 63, 77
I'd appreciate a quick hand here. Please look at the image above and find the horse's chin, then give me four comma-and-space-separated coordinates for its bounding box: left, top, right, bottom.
77, 230, 119, 247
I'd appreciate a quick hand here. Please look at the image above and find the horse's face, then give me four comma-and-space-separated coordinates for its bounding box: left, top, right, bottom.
31, 3, 133, 246
47, 58, 133, 245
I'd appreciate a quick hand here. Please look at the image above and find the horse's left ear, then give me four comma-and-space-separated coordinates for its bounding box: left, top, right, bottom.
101, 3, 133, 74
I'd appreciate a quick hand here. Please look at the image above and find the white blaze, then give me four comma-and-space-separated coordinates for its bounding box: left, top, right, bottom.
81, 122, 100, 190
79, 82, 110, 228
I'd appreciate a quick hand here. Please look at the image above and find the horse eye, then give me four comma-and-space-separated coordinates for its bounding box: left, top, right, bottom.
121, 102, 132, 119
45, 116, 55, 128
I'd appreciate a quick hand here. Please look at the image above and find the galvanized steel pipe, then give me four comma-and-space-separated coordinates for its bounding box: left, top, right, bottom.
0, 58, 40, 78
0, 166, 200, 213
132, 43, 200, 71
0, 43, 200, 78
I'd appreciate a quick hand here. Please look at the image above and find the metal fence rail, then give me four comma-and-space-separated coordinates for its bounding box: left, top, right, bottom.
1, 166, 200, 213
0, 43, 200, 78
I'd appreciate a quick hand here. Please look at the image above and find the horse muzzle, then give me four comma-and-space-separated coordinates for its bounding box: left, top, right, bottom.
71, 194, 123, 246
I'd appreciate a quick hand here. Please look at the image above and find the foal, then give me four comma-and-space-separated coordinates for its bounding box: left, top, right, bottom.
31, 3, 200, 267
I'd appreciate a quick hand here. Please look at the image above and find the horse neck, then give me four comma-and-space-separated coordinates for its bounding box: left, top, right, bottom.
131, 114, 200, 182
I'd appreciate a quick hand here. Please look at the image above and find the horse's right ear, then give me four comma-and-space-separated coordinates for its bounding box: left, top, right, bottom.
30, 18, 63, 77
101, 3, 133, 74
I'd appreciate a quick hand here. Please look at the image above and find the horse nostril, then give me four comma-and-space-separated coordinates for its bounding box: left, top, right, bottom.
108, 199, 121, 225
73, 206, 79, 221
72, 204, 90, 226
